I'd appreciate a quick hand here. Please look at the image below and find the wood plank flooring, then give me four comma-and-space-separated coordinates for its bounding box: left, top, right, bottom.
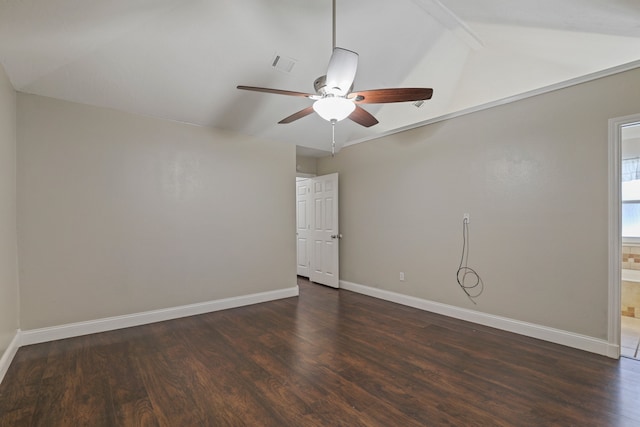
1, 277, 640, 426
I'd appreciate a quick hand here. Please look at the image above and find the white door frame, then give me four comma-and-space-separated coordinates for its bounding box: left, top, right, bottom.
608, 112, 640, 359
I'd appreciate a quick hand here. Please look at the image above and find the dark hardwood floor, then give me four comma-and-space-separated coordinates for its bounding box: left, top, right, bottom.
1, 277, 640, 426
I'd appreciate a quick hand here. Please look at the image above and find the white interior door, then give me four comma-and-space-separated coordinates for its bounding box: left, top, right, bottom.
296, 178, 310, 277
309, 173, 339, 288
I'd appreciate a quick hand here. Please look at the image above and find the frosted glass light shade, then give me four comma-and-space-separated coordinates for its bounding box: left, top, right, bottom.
313, 97, 355, 122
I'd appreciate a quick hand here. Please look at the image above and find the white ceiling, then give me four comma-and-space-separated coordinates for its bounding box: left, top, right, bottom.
2, 0, 640, 156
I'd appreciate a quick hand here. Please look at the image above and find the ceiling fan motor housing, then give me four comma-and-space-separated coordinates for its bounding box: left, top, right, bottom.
314, 75, 353, 97
314, 75, 328, 95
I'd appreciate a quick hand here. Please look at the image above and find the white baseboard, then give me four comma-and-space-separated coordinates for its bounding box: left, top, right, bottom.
340, 280, 617, 358
20, 286, 299, 346
0, 330, 21, 384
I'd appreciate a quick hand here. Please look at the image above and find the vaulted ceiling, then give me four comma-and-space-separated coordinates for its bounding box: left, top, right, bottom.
2, 0, 640, 156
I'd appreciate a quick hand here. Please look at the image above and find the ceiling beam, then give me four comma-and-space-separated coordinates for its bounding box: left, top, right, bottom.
410, 0, 484, 50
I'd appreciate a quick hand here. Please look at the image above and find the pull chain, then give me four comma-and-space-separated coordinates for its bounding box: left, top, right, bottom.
331, 119, 336, 157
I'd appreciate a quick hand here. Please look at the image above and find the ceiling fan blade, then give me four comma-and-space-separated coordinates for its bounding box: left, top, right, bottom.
278, 106, 315, 124
325, 48, 358, 96
237, 86, 315, 98
348, 106, 379, 128
350, 88, 433, 104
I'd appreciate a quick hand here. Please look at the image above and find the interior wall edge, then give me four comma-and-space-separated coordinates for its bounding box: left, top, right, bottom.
0, 61, 19, 360
0, 329, 21, 385
340, 280, 617, 358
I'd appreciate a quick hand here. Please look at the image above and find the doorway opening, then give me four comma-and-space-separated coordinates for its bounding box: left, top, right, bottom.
620, 121, 640, 359
296, 173, 340, 288
609, 113, 640, 360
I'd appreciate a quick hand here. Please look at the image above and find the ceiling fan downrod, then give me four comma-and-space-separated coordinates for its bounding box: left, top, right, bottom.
332, 0, 336, 51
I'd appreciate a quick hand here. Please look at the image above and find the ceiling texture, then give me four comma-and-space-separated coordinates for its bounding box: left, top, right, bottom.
2, 0, 640, 156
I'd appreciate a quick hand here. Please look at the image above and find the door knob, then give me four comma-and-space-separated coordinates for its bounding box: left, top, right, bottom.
330, 234, 343, 239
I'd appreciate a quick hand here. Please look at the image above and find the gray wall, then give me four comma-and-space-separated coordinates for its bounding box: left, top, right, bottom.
296, 155, 317, 175
0, 64, 18, 353
17, 94, 296, 330
319, 68, 640, 340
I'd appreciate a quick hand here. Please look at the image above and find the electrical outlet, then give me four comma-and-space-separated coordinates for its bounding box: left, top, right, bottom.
399, 272, 405, 281
463, 213, 470, 223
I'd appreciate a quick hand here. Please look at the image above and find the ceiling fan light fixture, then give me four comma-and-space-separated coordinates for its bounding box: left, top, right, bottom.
236, 0, 432, 131
313, 97, 355, 122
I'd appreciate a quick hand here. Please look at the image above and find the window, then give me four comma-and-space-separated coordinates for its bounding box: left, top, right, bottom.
622, 158, 640, 239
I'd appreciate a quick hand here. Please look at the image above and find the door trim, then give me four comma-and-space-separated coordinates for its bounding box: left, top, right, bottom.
608, 112, 640, 359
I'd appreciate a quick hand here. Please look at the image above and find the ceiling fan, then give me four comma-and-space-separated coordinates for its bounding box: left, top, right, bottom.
237, 0, 433, 151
